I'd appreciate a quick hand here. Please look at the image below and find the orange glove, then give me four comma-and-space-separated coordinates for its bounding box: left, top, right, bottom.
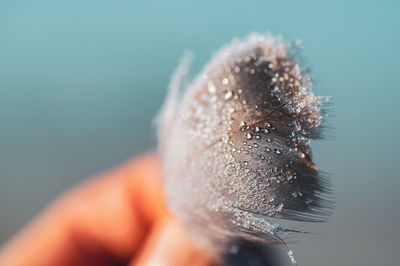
0, 154, 212, 266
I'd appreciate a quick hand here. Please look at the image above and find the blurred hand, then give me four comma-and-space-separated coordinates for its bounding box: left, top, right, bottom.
0, 154, 212, 266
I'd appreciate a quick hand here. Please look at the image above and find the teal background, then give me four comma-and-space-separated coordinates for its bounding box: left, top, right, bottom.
1, 0, 399, 265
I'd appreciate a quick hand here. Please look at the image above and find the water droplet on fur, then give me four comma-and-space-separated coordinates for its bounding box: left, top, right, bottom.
288, 250, 296, 264
207, 81, 216, 94
245, 133, 253, 140
224, 91, 233, 100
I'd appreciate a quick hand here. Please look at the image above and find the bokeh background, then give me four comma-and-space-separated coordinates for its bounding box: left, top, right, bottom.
1, 0, 399, 265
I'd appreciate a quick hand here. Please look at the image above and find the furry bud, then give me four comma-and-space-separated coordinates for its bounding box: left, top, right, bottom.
158, 33, 331, 261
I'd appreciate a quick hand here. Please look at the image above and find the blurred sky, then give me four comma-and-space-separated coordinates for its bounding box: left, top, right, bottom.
0, 1, 399, 265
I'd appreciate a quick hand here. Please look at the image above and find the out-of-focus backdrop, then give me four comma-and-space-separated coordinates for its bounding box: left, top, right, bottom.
1, 1, 399, 265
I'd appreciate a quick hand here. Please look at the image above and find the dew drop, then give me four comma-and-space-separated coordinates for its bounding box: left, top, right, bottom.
207, 81, 216, 94
229, 245, 239, 254
222, 78, 229, 85
245, 133, 253, 140
269, 197, 275, 202
287, 250, 296, 265
224, 91, 233, 100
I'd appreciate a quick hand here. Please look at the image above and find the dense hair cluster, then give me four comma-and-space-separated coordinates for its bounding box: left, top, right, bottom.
159, 33, 331, 260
